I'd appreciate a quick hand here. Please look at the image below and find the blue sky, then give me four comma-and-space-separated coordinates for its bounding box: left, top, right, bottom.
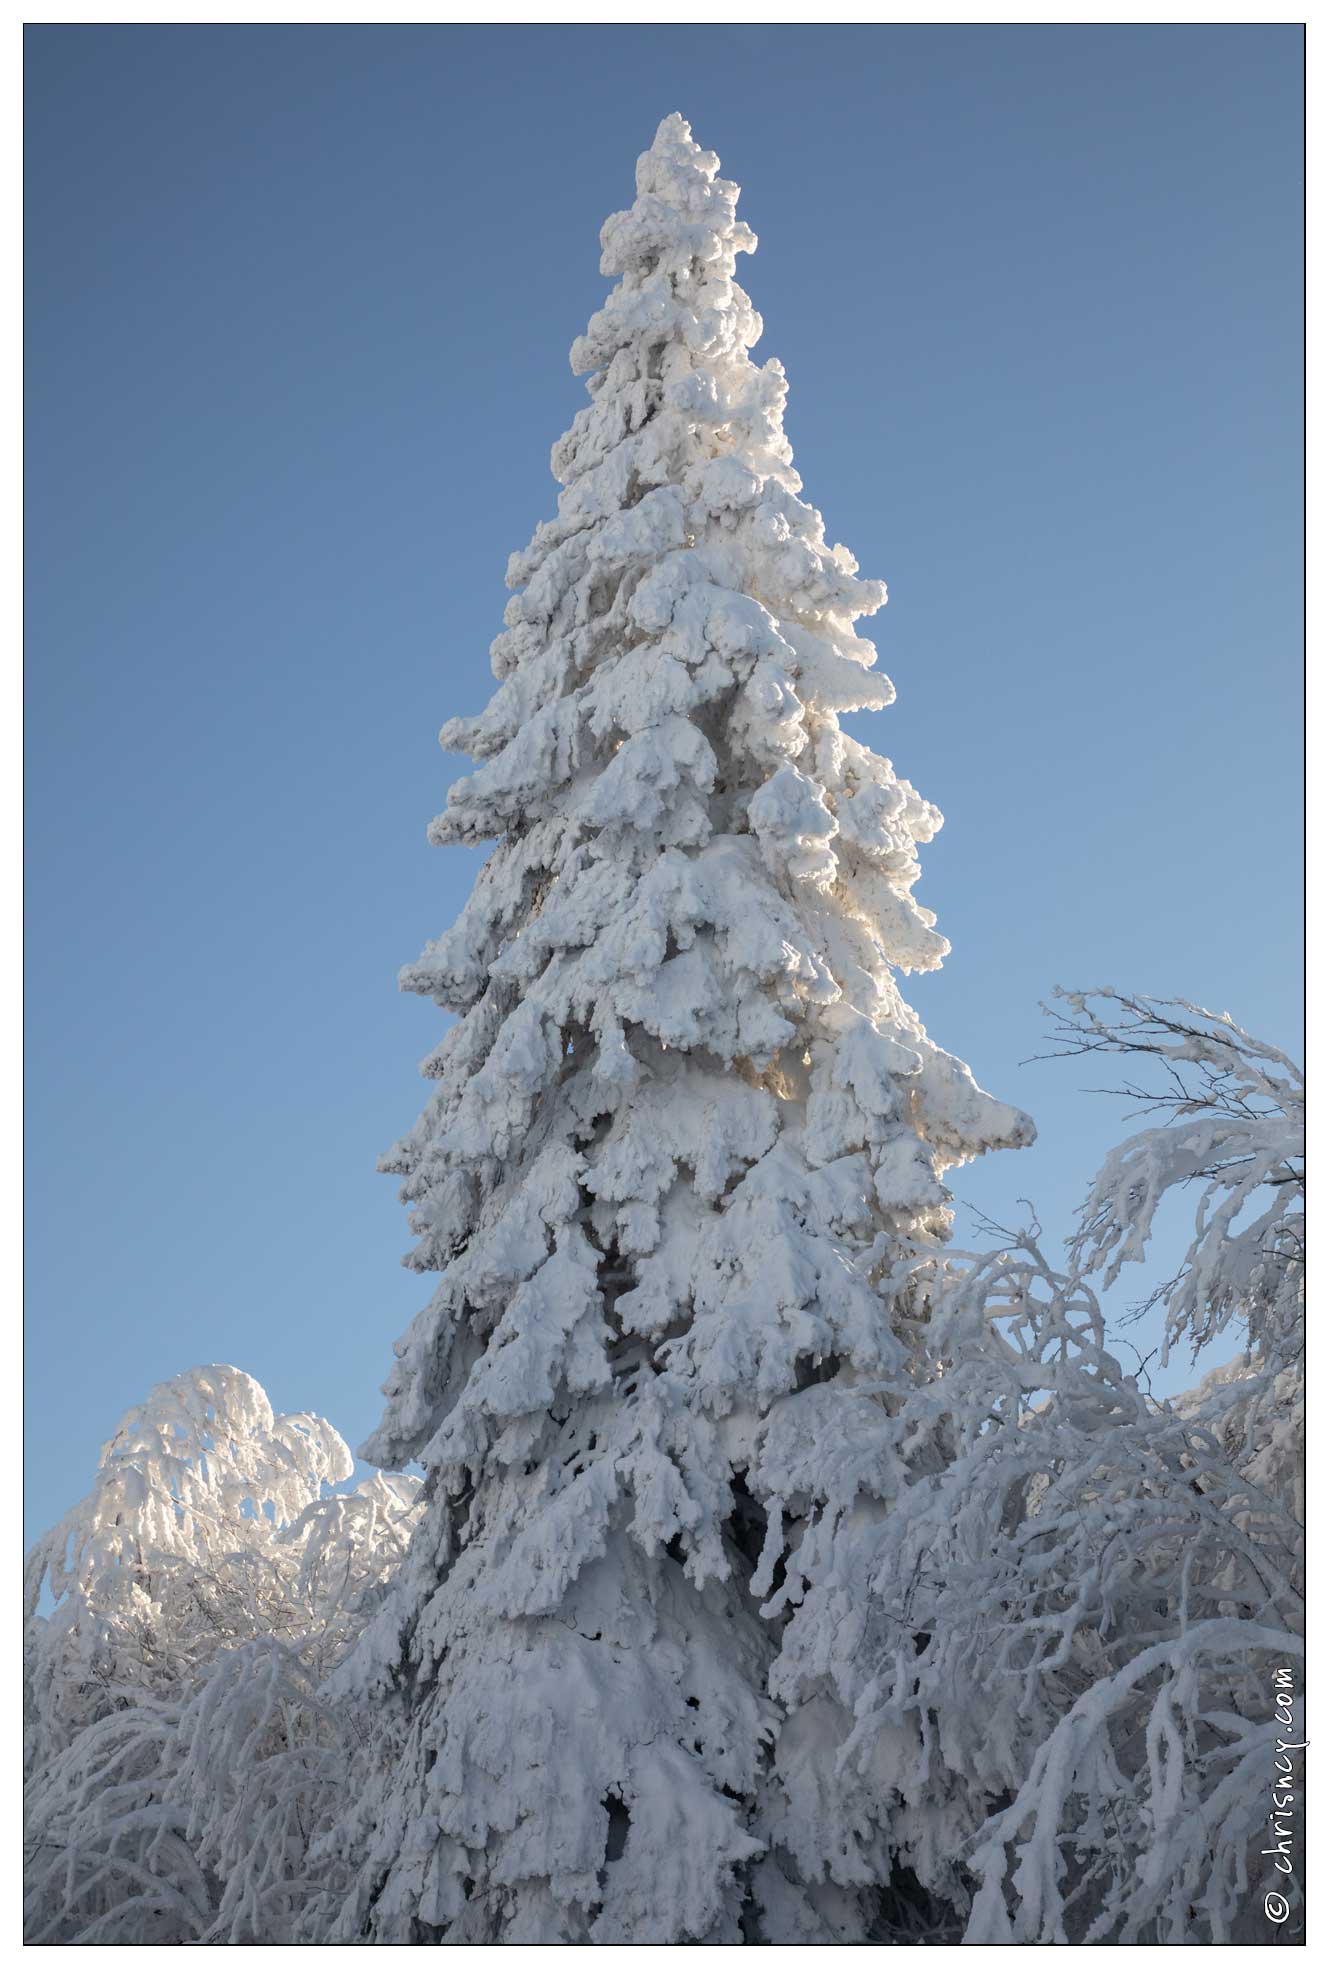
25, 25, 1302, 1541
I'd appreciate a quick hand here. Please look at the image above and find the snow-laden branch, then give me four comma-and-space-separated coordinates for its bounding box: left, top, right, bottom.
1047, 988, 1303, 1378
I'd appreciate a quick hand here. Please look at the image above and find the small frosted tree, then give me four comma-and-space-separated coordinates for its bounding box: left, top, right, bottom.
340, 115, 1033, 1945
25, 1363, 352, 1776
847, 996, 1304, 1946
24, 1365, 421, 1943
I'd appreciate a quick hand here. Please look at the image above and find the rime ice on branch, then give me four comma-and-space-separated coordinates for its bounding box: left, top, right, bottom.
346, 115, 1033, 1944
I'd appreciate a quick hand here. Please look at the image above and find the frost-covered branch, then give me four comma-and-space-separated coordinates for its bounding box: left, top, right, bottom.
1046, 989, 1303, 1374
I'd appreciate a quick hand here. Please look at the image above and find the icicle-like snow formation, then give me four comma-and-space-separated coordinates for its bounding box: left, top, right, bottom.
345, 115, 1033, 1944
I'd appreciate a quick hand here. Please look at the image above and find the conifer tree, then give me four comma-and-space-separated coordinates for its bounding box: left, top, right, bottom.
341, 115, 1034, 1944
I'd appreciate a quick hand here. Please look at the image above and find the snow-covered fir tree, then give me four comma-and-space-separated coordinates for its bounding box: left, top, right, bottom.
337, 113, 1035, 1945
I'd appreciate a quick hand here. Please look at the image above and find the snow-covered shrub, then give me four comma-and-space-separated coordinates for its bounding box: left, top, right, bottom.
843, 1226, 1304, 1944
913, 992, 1304, 1943
24, 1365, 421, 1943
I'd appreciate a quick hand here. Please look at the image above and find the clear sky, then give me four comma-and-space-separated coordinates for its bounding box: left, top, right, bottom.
25, 25, 1302, 1541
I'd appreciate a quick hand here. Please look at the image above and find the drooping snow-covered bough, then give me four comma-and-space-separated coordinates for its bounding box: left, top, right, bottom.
340, 114, 1034, 1944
